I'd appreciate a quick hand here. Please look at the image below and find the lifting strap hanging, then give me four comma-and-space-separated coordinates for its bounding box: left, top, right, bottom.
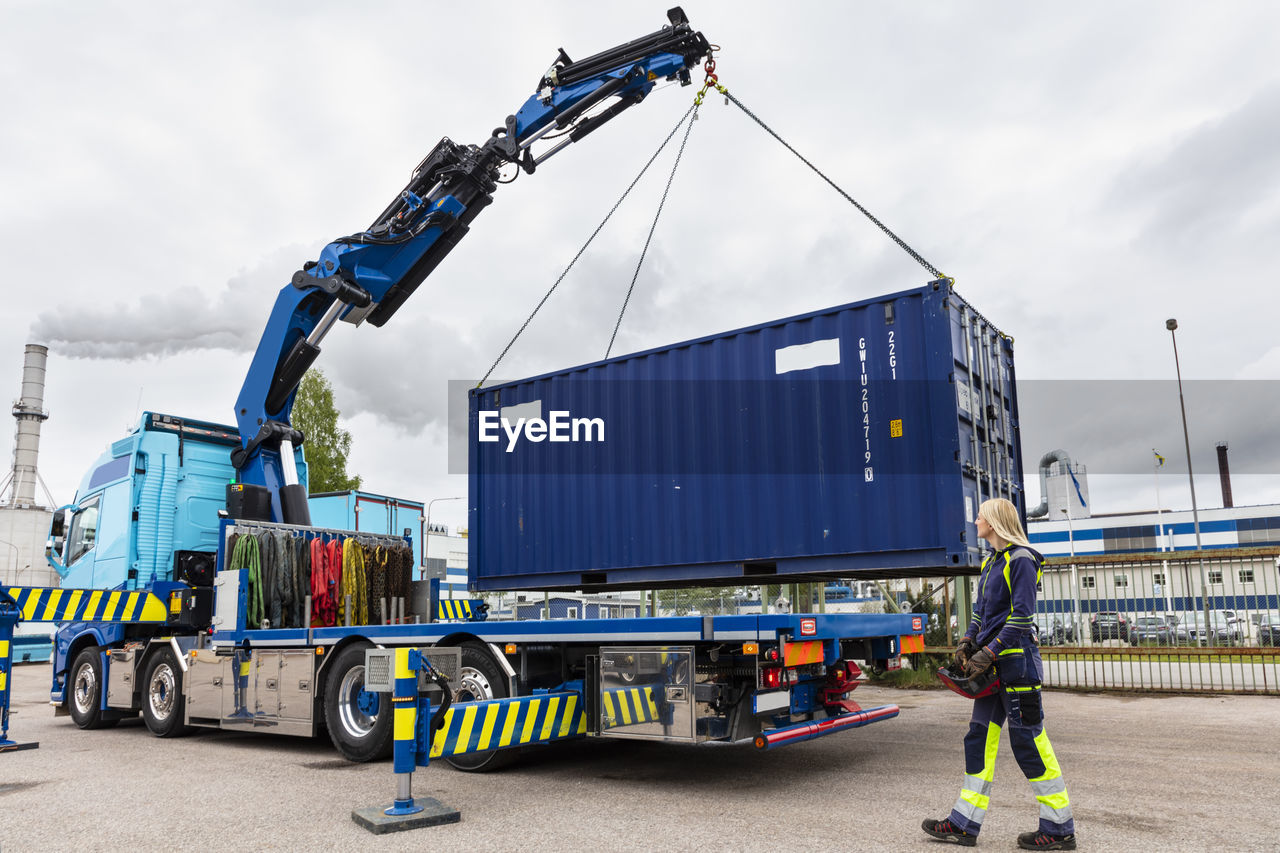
604, 101, 700, 359
478, 103, 699, 388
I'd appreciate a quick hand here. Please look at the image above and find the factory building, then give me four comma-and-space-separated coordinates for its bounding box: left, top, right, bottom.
1025, 449, 1280, 634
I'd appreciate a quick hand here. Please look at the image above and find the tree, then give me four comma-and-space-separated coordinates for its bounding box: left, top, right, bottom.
894, 581, 951, 672
291, 369, 362, 494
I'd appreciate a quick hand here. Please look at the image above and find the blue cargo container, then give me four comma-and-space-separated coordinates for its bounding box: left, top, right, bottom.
308, 490, 425, 569
469, 280, 1022, 591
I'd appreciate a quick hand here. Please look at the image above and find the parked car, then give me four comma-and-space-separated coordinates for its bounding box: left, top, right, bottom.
1186, 612, 1246, 646
1129, 616, 1174, 645
1256, 613, 1280, 647
1162, 614, 1191, 645
1033, 613, 1067, 646
1090, 611, 1130, 642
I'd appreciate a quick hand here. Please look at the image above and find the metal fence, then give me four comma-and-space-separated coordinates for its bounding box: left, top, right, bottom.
487, 548, 1280, 694
924, 547, 1280, 694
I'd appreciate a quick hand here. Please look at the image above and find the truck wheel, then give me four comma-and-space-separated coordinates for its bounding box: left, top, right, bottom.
445, 643, 520, 772
324, 644, 393, 762
142, 647, 193, 737
69, 647, 118, 730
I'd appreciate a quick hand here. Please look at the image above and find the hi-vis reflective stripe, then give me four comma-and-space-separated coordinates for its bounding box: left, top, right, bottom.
601, 685, 661, 728
429, 692, 585, 758
899, 633, 926, 654
4, 587, 168, 624
436, 599, 475, 621
783, 639, 824, 667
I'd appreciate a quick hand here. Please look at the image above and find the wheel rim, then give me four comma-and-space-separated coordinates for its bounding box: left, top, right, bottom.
73, 661, 97, 715
149, 662, 177, 722
338, 665, 377, 737
454, 665, 494, 703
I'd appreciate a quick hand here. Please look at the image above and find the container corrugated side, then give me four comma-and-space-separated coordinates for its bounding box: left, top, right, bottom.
469, 280, 1022, 591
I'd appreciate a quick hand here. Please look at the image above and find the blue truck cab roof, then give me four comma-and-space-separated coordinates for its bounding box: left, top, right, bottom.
56, 412, 304, 591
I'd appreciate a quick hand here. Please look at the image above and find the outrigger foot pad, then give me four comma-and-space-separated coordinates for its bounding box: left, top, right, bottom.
352, 798, 461, 834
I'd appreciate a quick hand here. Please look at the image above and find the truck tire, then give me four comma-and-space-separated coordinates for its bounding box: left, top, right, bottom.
142, 647, 193, 737
68, 647, 118, 730
445, 643, 520, 773
324, 643, 393, 762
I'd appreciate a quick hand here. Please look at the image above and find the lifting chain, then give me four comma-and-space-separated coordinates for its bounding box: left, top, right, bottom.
480, 50, 953, 388
604, 99, 699, 359
694, 56, 728, 107
478, 104, 697, 388
696, 53, 949, 283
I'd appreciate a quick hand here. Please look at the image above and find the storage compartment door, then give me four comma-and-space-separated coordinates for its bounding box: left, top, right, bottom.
277, 650, 316, 724
185, 649, 227, 725
598, 647, 694, 743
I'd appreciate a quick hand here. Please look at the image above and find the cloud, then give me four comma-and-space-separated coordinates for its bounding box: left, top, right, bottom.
1111, 83, 1280, 251
30, 245, 308, 360
1017, 379, 1280, 476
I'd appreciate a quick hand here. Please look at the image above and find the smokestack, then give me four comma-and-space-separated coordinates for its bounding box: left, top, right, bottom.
6, 343, 50, 508
1216, 441, 1233, 509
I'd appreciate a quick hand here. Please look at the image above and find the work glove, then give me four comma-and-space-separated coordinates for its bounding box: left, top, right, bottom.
953, 636, 977, 671
964, 645, 996, 677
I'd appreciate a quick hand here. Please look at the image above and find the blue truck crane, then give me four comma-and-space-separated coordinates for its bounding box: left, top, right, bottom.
0, 9, 925, 765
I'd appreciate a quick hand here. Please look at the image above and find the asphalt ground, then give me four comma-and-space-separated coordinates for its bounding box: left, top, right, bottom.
2, 662, 1276, 852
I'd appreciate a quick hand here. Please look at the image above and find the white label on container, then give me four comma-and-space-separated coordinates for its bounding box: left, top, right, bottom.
774, 338, 840, 374
965, 495, 974, 525
957, 384, 972, 417
499, 399, 542, 424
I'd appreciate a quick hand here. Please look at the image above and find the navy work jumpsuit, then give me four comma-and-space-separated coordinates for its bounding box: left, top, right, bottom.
949, 544, 1075, 838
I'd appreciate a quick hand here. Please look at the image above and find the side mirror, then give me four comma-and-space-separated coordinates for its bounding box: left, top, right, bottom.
49, 506, 68, 539
45, 504, 74, 570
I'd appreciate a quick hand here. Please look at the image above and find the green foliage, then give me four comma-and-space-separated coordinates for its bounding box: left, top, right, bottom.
291, 369, 362, 494
869, 666, 946, 689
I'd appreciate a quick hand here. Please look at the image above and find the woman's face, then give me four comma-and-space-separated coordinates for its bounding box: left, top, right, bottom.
975, 512, 992, 541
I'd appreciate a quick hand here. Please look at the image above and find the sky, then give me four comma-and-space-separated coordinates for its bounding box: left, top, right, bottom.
3, 1, 1279, 532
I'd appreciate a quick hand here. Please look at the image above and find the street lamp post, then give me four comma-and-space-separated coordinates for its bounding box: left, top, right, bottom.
0, 538, 21, 585
1166, 319, 1212, 635
1061, 508, 1080, 644
422, 496, 465, 581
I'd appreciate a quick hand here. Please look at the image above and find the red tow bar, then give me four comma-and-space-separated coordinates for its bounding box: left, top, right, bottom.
752, 704, 900, 750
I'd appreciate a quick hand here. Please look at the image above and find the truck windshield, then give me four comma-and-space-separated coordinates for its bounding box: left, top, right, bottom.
66, 495, 101, 565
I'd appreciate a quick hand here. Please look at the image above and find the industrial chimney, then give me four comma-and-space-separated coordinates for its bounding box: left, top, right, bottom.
1216, 441, 1233, 509
4, 343, 50, 509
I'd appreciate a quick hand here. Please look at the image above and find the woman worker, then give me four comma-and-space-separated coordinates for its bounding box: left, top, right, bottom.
922, 497, 1077, 850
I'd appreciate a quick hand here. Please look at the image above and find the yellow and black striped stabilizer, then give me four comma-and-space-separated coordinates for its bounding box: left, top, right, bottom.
435, 599, 481, 621
429, 691, 586, 758
0, 639, 9, 693
600, 685, 662, 729
2, 587, 168, 624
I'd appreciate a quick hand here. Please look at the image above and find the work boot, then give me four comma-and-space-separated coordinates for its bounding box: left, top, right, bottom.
1017, 829, 1076, 850
922, 818, 977, 846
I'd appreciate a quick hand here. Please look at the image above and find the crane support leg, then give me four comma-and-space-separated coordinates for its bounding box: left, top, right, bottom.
0, 592, 39, 752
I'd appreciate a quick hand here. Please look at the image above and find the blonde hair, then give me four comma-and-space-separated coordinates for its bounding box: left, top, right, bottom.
979, 498, 1031, 549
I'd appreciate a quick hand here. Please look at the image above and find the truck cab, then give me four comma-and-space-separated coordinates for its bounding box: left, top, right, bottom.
45, 413, 307, 708
47, 413, 306, 592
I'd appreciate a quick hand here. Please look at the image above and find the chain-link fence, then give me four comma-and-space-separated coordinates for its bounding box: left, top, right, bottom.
923, 547, 1280, 694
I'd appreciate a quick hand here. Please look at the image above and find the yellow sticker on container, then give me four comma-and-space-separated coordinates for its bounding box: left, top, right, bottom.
890, 419, 903, 438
